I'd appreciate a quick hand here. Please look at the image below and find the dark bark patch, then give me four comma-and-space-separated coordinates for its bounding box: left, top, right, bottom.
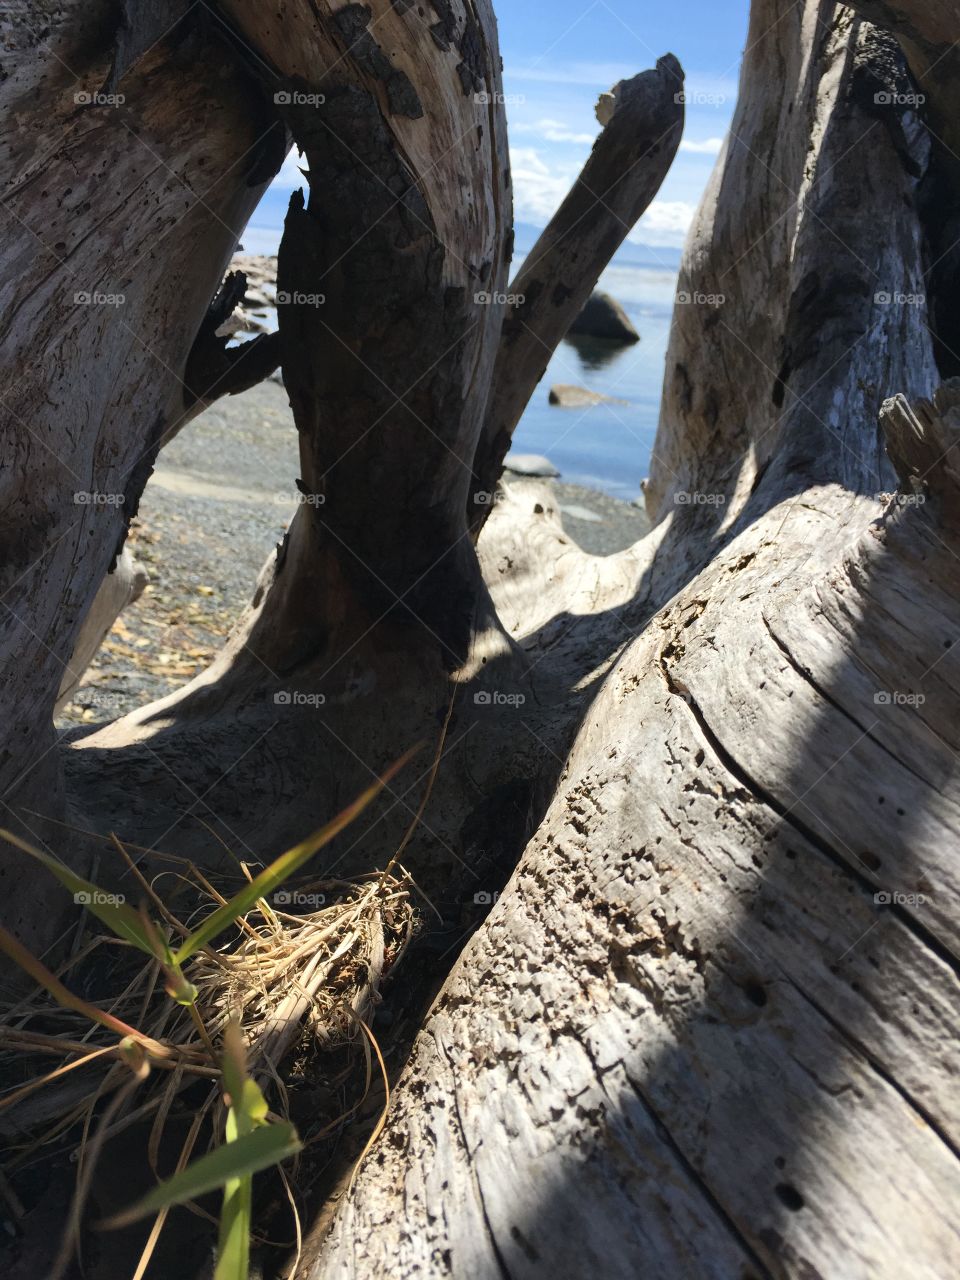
428, 0, 485, 94
103, 0, 193, 95
331, 5, 423, 119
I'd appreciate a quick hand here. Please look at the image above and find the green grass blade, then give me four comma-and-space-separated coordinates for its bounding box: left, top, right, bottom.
0, 828, 156, 955
104, 1122, 301, 1229
215, 1172, 251, 1280
173, 746, 420, 964
0, 922, 167, 1055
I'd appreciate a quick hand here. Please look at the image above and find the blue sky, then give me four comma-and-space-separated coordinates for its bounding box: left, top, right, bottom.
499, 0, 748, 245
269, 1, 748, 251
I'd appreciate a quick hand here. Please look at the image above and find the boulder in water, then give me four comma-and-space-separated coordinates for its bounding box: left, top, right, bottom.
548, 384, 628, 408
567, 291, 640, 343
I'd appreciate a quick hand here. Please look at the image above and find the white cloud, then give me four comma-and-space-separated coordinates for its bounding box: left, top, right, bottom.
629, 200, 697, 249
511, 144, 696, 248
513, 118, 597, 145
680, 137, 724, 155
509, 146, 577, 223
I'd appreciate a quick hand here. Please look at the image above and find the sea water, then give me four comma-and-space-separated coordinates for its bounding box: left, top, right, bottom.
509, 254, 679, 501
242, 197, 681, 502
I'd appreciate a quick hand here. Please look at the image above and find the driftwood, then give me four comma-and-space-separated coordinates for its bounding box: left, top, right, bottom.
299, 5, 960, 1277
0, 1, 958, 1276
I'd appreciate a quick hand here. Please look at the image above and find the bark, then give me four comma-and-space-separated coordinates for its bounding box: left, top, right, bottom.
300, 5, 960, 1277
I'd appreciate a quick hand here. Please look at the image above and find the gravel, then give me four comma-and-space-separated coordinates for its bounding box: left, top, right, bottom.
57, 381, 650, 728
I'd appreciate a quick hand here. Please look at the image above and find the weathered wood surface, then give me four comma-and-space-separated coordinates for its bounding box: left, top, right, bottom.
0, 0, 285, 947
55, 547, 146, 714
303, 5, 960, 1277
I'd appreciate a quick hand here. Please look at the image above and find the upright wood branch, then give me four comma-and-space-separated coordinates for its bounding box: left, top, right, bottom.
469, 54, 684, 527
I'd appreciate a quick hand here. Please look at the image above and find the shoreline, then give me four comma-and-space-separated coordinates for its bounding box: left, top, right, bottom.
57, 380, 649, 728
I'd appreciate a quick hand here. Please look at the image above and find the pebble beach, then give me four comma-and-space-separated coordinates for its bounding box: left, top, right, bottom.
57, 263, 651, 729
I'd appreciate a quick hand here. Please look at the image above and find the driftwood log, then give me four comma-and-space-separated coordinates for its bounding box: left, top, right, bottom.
0, 1, 957, 1277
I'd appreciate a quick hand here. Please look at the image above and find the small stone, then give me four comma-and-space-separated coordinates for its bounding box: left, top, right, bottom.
504, 453, 560, 478
548, 384, 628, 408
